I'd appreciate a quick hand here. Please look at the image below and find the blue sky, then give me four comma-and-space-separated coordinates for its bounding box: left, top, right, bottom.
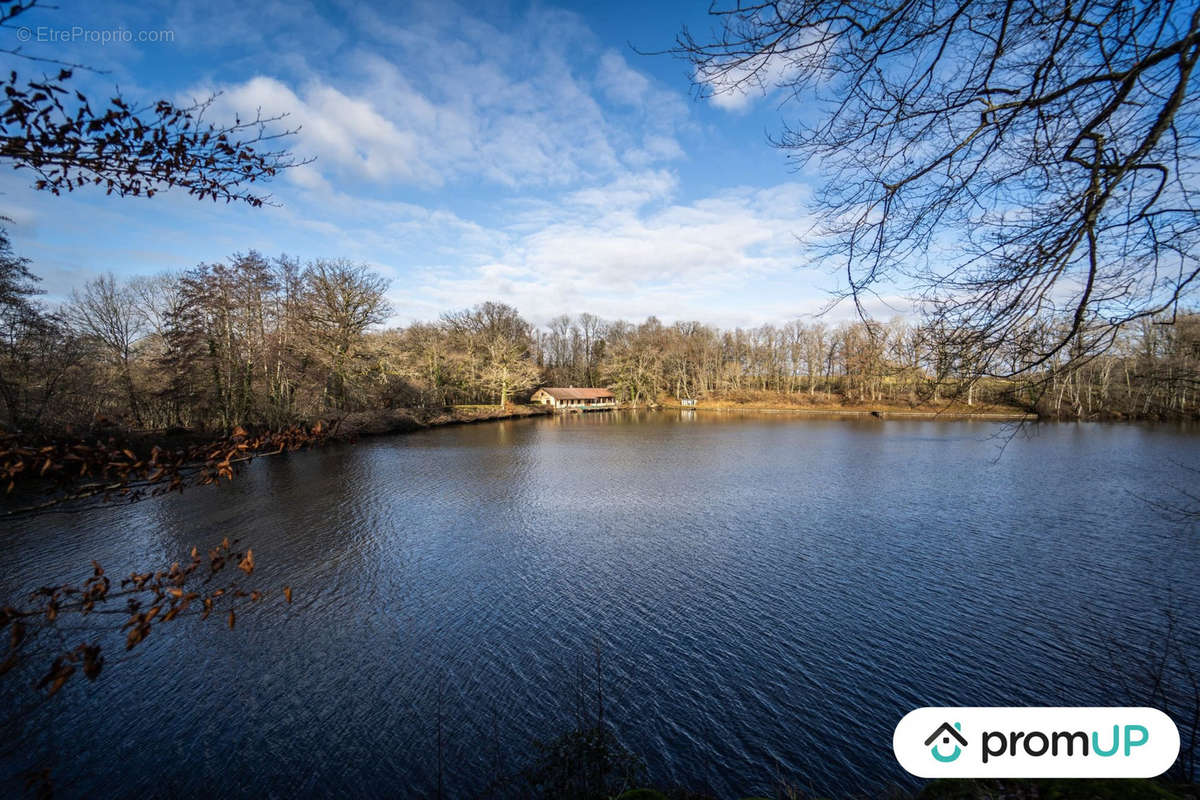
1, 0, 896, 327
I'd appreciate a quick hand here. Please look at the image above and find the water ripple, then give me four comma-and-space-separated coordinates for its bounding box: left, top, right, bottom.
1, 413, 1197, 798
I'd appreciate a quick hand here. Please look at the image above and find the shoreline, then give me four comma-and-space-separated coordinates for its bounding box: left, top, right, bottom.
329, 403, 1038, 439
328, 403, 1200, 434
327, 404, 553, 439
653, 402, 1037, 421
247, 401, 1198, 446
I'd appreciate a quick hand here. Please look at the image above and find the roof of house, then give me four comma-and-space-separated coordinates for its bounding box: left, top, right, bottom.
536, 387, 615, 400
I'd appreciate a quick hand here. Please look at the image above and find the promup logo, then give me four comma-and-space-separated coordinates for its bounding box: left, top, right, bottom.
924, 721, 967, 762
894, 707, 1180, 778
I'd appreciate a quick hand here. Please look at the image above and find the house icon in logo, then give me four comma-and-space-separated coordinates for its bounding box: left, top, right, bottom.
924, 721, 967, 762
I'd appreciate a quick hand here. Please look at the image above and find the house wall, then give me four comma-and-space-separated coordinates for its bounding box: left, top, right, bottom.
533, 390, 615, 408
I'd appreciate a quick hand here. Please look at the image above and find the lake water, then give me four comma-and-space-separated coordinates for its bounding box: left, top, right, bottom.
2, 411, 1198, 797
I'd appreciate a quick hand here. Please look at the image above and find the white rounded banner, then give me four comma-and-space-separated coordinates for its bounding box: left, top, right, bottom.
893, 707, 1180, 778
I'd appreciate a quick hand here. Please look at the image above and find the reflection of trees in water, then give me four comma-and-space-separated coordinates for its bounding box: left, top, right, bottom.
1, 538, 291, 798
1086, 601, 1200, 784
420, 643, 646, 800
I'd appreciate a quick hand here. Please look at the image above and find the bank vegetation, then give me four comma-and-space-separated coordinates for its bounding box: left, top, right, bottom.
3, 242, 1199, 443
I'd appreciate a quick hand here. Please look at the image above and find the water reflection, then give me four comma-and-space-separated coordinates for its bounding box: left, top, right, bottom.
1, 412, 1197, 797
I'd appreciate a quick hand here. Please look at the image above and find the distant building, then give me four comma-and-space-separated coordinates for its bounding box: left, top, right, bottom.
531, 387, 617, 411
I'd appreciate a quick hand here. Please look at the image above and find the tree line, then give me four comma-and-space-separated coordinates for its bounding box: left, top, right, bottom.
2, 241, 1198, 434
539, 310, 1200, 419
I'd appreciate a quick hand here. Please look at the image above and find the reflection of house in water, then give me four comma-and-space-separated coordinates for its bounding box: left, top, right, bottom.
531, 387, 617, 412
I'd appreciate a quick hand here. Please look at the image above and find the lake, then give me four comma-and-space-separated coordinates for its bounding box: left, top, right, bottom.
2, 411, 1198, 797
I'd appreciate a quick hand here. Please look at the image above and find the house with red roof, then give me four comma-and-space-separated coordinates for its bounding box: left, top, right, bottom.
531, 387, 616, 411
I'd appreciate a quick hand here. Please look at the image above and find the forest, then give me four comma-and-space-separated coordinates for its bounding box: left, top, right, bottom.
2, 239, 1199, 436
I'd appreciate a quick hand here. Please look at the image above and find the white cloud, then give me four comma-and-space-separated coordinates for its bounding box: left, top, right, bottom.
0, 0, 863, 329
403, 178, 824, 326
564, 171, 678, 212
189, 8, 687, 191
698, 19, 851, 116
596, 50, 653, 108
700, 51, 797, 112
210, 77, 441, 185
698, 22, 838, 113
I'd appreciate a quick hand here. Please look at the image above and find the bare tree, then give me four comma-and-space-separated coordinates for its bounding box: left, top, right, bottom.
543, 314, 576, 385
673, 1, 1200, 380
0, 228, 82, 427
578, 312, 606, 387
443, 302, 539, 405
303, 259, 390, 411
481, 333, 540, 407
69, 273, 147, 425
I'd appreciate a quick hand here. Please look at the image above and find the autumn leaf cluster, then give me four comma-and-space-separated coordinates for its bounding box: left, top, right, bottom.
0, 422, 330, 517
1, 538, 293, 697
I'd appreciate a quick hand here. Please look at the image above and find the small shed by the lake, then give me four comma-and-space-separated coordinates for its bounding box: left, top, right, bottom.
531, 387, 616, 411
